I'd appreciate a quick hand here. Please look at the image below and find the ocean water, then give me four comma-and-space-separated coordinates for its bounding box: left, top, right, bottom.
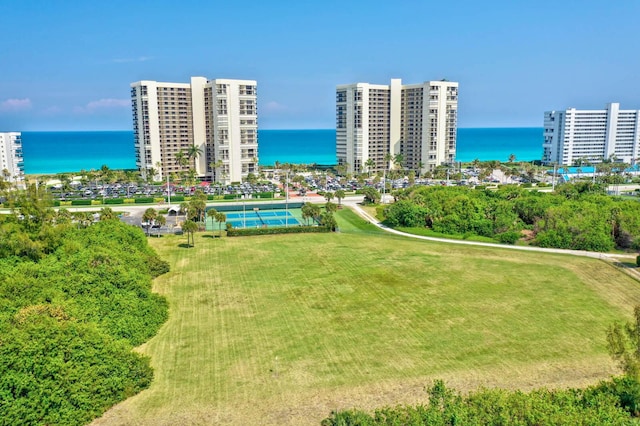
456, 127, 542, 163
21, 128, 543, 174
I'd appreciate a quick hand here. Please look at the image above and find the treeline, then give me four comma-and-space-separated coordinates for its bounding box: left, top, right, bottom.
384, 183, 640, 251
322, 378, 640, 425
0, 186, 169, 425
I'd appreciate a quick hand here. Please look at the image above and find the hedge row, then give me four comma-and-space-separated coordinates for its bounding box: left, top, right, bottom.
70, 199, 91, 206
227, 225, 330, 237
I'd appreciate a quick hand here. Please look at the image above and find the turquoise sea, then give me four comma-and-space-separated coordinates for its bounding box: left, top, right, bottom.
20, 128, 543, 174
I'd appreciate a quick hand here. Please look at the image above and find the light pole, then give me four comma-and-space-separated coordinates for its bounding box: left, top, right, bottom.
552, 163, 557, 191
166, 166, 171, 207
382, 170, 386, 204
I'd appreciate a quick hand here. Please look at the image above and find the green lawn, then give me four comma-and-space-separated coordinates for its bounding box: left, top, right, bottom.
94, 208, 640, 425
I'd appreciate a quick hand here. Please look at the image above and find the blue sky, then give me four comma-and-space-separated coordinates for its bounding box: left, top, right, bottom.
0, 0, 638, 131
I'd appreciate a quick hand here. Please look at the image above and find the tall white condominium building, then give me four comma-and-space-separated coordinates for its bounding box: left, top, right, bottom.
131, 77, 258, 183
336, 78, 458, 174
543, 103, 640, 165
0, 132, 25, 185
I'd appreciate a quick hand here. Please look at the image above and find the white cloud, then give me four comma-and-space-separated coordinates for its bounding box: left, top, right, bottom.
74, 98, 130, 114
0, 98, 32, 112
112, 56, 153, 63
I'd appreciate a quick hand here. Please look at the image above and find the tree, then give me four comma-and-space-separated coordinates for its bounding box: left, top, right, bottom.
215, 212, 226, 237
325, 201, 337, 214
508, 153, 517, 163
320, 211, 337, 231
182, 220, 198, 247
155, 214, 166, 228
301, 202, 320, 225
99, 207, 118, 221
187, 145, 203, 164
207, 208, 218, 237
384, 153, 393, 171
365, 158, 375, 177
142, 208, 157, 236
362, 186, 381, 204
393, 153, 404, 171
335, 189, 345, 206
324, 191, 334, 203
608, 306, 640, 379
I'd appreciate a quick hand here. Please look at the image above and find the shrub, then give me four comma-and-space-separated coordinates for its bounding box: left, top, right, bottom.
223, 194, 236, 200
134, 198, 154, 204
169, 195, 185, 202
637, 255, 640, 267
227, 225, 330, 237
71, 199, 91, 206
153, 197, 165, 203
496, 230, 521, 244
123, 198, 135, 204
105, 198, 124, 205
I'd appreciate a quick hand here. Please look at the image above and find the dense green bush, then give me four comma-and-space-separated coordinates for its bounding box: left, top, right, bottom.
253, 191, 274, 198
0, 206, 169, 425
169, 195, 185, 202
227, 225, 330, 236
70, 199, 91, 206
0, 312, 153, 426
105, 198, 124, 204
134, 197, 154, 203
495, 230, 521, 244
387, 185, 640, 252
322, 380, 636, 425
637, 255, 640, 267
223, 194, 236, 200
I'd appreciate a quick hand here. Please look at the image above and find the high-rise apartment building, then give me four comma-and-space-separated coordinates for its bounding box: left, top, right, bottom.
543, 103, 640, 165
336, 78, 458, 174
0, 132, 25, 185
131, 77, 258, 183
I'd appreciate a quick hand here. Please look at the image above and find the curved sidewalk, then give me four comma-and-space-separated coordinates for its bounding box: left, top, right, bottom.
345, 200, 634, 263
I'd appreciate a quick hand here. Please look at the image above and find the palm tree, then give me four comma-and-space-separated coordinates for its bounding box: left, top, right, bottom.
175, 150, 188, 170
207, 208, 218, 236
182, 219, 198, 247
301, 202, 321, 225
393, 153, 404, 171
324, 191, 334, 203
508, 153, 517, 164
99, 207, 118, 221
365, 158, 375, 177
142, 208, 158, 236
334, 189, 345, 206
215, 212, 226, 237
416, 161, 425, 178
384, 153, 393, 172
187, 145, 203, 162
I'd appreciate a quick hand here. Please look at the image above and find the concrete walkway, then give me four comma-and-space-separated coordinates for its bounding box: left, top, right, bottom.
343, 200, 639, 268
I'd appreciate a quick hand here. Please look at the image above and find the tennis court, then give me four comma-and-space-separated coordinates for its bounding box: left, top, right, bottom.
205, 203, 307, 230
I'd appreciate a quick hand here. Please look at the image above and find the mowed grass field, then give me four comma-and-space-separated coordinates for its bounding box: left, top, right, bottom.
94, 209, 640, 425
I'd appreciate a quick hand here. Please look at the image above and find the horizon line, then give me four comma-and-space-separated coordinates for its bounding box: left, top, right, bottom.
16, 126, 545, 133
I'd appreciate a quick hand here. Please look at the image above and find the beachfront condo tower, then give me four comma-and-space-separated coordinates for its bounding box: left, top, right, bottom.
131, 77, 258, 183
336, 79, 458, 175
543, 103, 640, 166
0, 132, 25, 186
